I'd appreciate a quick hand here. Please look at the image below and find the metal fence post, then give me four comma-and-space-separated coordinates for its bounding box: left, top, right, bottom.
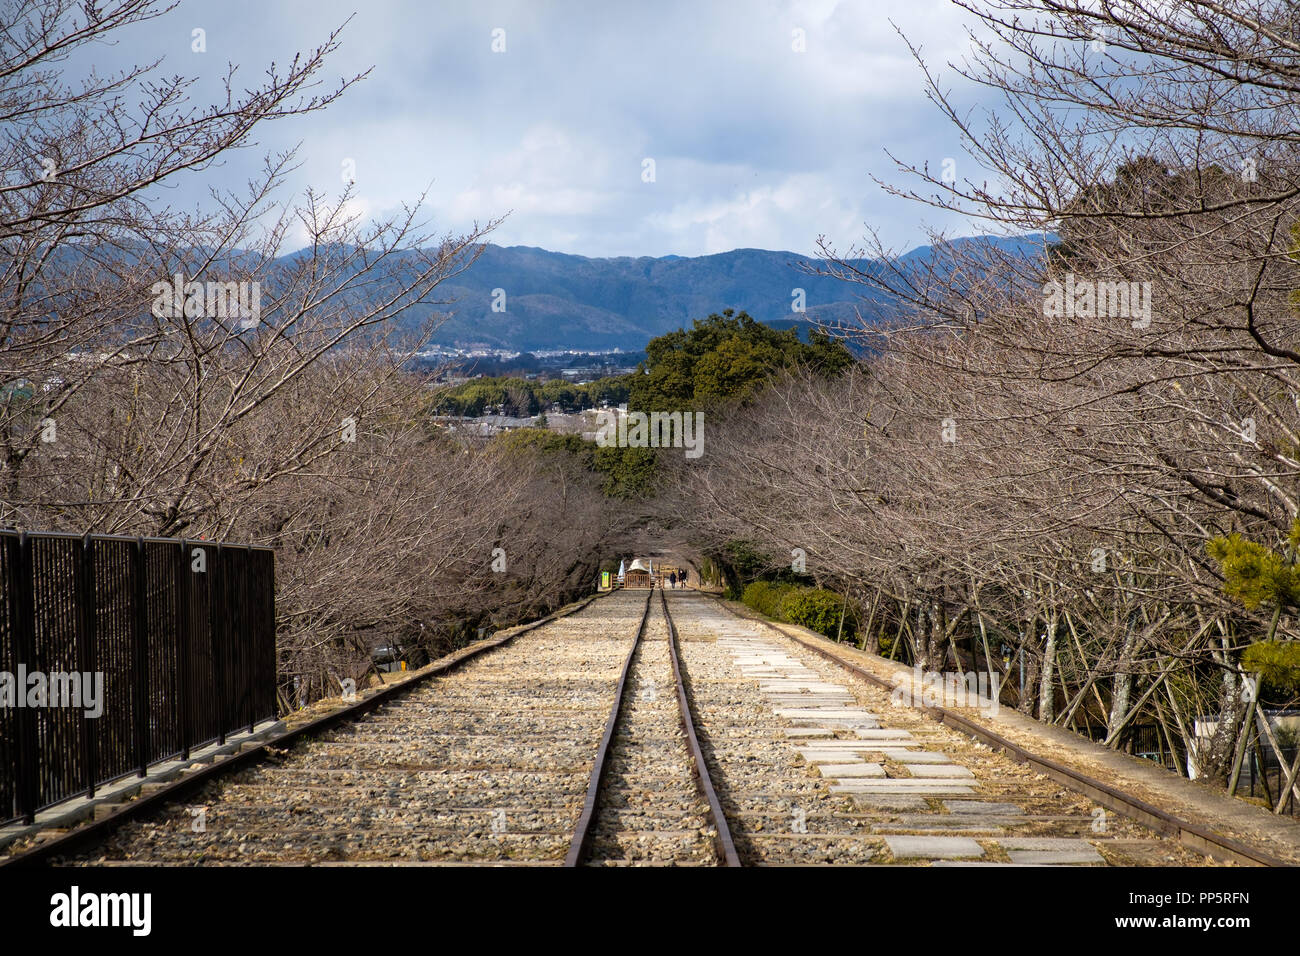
266, 549, 276, 724
246, 547, 256, 734
177, 539, 192, 760
209, 542, 226, 745
132, 536, 150, 777
74, 533, 98, 798
260, 548, 275, 728
10, 532, 38, 822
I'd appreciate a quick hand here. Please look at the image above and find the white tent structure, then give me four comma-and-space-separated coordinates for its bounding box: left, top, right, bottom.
624, 558, 654, 588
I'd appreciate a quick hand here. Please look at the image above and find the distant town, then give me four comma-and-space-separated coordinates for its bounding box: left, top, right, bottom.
410, 345, 645, 385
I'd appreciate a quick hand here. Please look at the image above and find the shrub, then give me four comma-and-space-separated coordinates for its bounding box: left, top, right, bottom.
742, 580, 795, 619
741, 581, 852, 640
780, 588, 851, 639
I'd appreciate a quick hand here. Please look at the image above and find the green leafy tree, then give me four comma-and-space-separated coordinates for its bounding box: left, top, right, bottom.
593, 445, 657, 498
1207, 520, 1300, 694
629, 308, 854, 411
492, 427, 654, 499
435, 374, 633, 416
494, 428, 594, 466
1207, 522, 1300, 611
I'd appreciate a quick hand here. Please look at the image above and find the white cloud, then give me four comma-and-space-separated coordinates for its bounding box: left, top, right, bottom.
76, 0, 992, 257
645, 170, 862, 254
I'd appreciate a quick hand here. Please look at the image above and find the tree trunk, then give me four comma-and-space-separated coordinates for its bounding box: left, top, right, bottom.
1107, 619, 1138, 740
1037, 612, 1058, 722
923, 598, 949, 672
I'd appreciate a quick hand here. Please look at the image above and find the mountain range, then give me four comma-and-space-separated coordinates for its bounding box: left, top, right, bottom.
397, 235, 1048, 351
41, 234, 1047, 353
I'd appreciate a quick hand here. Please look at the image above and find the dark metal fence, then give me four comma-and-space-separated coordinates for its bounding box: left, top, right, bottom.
0, 531, 275, 825
1131, 724, 1181, 771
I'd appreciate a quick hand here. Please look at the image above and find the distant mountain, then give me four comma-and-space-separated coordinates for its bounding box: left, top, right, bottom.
332, 236, 1047, 351
43, 235, 1045, 352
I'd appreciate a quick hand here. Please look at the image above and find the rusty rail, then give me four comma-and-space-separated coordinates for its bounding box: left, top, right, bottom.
661, 589, 741, 866
564, 589, 654, 866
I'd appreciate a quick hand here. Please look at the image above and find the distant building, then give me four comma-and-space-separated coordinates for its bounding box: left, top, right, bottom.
433, 414, 538, 438
621, 558, 687, 588
624, 558, 653, 589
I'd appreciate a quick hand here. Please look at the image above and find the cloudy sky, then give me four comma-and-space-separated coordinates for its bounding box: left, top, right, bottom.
80, 0, 990, 258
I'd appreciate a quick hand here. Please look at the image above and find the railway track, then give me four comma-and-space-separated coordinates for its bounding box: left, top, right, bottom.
565, 589, 737, 866
666, 590, 1270, 867
10, 588, 737, 867
0, 586, 1279, 867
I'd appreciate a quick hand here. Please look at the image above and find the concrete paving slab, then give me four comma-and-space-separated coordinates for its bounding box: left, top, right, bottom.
769, 623, 1300, 866
849, 729, 914, 741
815, 763, 886, 778
903, 765, 976, 779
794, 739, 891, 748
998, 837, 1101, 851
996, 836, 1107, 864
876, 826, 1007, 837
888, 751, 955, 764
892, 814, 1009, 831
843, 794, 930, 811
760, 678, 848, 685
930, 861, 1025, 867
797, 751, 873, 763
943, 801, 1023, 815
830, 780, 975, 795
765, 697, 857, 707
1006, 848, 1104, 865
884, 835, 985, 859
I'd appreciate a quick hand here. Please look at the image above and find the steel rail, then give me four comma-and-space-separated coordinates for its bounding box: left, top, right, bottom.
564, 589, 654, 866
660, 589, 742, 866
709, 593, 1288, 868
2, 592, 605, 867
